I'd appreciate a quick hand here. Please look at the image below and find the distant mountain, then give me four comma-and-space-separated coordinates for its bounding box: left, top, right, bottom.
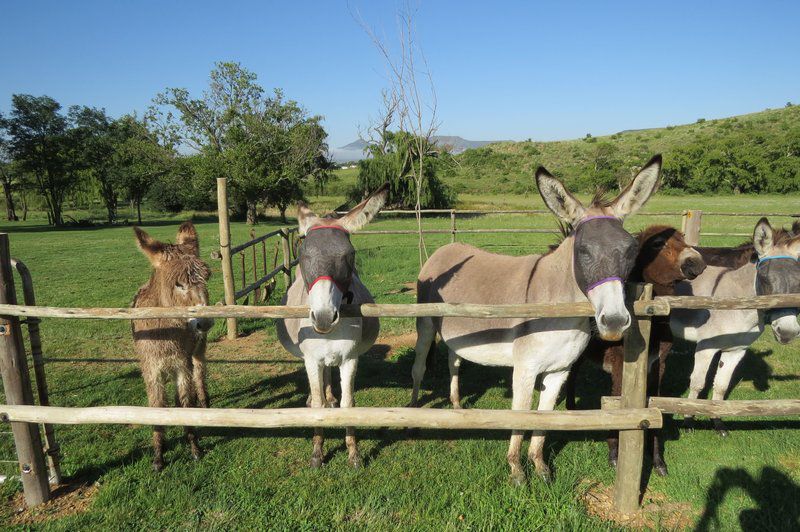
335, 136, 500, 162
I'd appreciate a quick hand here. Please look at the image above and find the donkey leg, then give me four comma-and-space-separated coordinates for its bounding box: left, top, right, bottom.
304, 357, 326, 468
564, 356, 583, 411
324, 366, 338, 408
340, 356, 361, 468
528, 370, 569, 483
683, 346, 718, 431
177, 367, 202, 460
192, 343, 209, 409
143, 366, 167, 472
507, 365, 537, 486
647, 357, 667, 476
410, 317, 436, 407
710, 349, 747, 438
448, 348, 463, 409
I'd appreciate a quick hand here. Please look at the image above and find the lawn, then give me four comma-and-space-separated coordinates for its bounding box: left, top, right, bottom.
0, 194, 798, 529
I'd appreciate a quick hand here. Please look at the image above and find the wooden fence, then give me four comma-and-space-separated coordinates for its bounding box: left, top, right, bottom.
2, 220, 800, 512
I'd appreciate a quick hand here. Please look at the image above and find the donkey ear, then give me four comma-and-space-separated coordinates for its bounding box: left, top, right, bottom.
610, 154, 662, 219
753, 217, 774, 257
176, 221, 199, 256
337, 183, 389, 233
134, 227, 164, 266
791, 219, 800, 237
535, 167, 585, 225
297, 203, 319, 236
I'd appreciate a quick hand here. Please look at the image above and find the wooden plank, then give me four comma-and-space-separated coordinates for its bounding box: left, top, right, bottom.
681, 210, 702, 246
660, 294, 800, 310
280, 228, 292, 289
216, 178, 237, 339
603, 396, 800, 417
0, 299, 671, 320
0, 404, 662, 431
0, 235, 49, 507
614, 284, 653, 514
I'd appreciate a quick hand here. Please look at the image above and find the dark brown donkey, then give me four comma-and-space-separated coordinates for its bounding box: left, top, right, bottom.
132, 222, 213, 471
565, 225, 706, 476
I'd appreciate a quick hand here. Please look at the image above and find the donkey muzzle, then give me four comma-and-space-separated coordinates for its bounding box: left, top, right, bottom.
189, 318, 214, 334
311, 309, 340, 334
771, 310, 800, 344
680, 249, 707, 280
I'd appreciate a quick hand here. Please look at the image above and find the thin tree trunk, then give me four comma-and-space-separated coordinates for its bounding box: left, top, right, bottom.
246, 199, 258, 225
2, 180, 17, 221
136, 200, 142, 225
280, 206, 287, 224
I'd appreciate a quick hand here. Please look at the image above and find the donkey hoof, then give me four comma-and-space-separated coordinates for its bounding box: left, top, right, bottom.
152, 460, 164, 473
682, 418, 696, 432
654, 463, 669, 477
712, 419, 729, 437
327, 400, 339, 408
716, 428, 729, 438
348, 455, 363, 469
310, 456, 324, 468
608, 456, 618, 469
192, 449, 204, 461
508, 471, 527, 487
405, 427, 420, 438
536, 466, 553, 484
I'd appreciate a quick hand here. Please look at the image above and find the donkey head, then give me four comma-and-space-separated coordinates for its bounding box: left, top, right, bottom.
752, 218, 800, 344
297, 183, 389, 334
134, 222, 213, 334
537, 155, 662, 340
633, 226, 706, 289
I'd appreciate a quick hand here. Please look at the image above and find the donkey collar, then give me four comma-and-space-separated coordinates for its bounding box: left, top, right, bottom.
586, 276, 624, 292
307, 225, 350, 235
757, 255, 798, 267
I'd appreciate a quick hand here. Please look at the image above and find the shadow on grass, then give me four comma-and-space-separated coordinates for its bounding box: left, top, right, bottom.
0, 215, 222, 234
695, 466, 800, 531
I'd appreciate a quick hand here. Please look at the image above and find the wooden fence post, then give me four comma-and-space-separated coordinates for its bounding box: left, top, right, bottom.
0, 234, 50, 506
681, 210, 702, 246
216, 178, 237, 340
280, 229, 292, 290
613, 283, 653, 514
450, 209, 457, 243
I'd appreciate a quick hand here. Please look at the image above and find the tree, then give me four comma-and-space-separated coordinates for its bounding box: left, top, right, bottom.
4, 95, 77, 226
0, 118, 20, 221
112, 115, 173, 224
70, 106, 119, 223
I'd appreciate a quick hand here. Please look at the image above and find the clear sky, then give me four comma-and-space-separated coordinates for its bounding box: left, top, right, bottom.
2, 1, 799, 149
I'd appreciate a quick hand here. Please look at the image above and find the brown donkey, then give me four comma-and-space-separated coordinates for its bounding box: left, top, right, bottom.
132, 222, 213, 471
565, 225, 706, 476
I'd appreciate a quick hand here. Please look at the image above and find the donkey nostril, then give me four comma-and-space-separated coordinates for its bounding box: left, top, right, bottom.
332, 311, 339, 323
599, 314, 608, 327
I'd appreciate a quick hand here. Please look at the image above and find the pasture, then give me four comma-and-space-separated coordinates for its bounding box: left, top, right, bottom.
1, 194, 799, 530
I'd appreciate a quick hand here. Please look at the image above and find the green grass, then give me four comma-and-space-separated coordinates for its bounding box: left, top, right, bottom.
0, 195, 799, 529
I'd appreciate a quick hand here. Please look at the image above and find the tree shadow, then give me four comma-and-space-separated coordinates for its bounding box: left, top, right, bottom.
0, 215, 221, 234
695, 466, 800, 531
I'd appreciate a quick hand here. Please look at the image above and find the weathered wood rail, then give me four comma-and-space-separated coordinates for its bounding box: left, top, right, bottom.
0, 404, 662, 432
602, 396, 800, 417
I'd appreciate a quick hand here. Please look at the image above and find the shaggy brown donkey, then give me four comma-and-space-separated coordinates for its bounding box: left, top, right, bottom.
565, 225, 706, 476
132, 222, 213, 472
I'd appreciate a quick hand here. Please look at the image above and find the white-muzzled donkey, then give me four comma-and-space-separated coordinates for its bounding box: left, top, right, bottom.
671, 217, 800, 435
413, 156, 662, 484
277, 184, 389, 468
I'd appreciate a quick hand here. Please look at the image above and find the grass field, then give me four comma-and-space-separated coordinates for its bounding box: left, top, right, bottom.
0, 194, 799, 529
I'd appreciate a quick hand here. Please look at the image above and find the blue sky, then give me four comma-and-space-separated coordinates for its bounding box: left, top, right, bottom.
2, 1, 799, 149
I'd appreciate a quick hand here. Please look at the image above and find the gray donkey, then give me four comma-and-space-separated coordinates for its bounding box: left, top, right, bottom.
413, 156, 662, 484
277, 184, 389, 468
671, 218, 800, 435
132, 222, 213, 471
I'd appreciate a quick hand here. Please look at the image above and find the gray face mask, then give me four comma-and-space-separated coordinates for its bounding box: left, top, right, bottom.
572, 216, 639, 295
298, 226, 356, 302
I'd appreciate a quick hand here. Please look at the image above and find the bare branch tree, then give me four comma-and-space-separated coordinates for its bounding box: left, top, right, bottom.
355, 3, 440, 266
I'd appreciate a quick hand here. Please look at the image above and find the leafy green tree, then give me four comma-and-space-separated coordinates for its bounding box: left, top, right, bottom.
4, 94, 77, 226
70, 106, 119, 223
0, 119, 20, 221
350, 130, 454, 209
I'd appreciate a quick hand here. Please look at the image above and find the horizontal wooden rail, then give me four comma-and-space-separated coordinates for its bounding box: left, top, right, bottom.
660, 293, 800, 310
602, 396, 800, 417
354, 228, 559, 235
0, 404, 662, 431
0, 299, 671, 320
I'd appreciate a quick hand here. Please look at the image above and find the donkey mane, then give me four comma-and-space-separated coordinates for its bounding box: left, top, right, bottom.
698, 225, 797, 269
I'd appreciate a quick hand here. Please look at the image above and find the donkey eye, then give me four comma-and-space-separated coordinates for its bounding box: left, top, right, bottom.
175, 282, 186, 290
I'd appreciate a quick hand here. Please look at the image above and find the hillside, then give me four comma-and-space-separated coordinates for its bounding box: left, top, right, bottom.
449, 105, 800, 195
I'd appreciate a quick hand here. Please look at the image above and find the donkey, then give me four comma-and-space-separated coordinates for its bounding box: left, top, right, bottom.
565, 225, 706, 476
132, 222, 213, 472
277, 184, 388, 468
671, 218, 800, 436
413, 156, 662, 484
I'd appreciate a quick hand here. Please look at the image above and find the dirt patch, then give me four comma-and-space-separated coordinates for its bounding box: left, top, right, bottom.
779, 454, 800, 472
7, 482, 98, 525
385, 281, 417, 295
580, 480, 696, 530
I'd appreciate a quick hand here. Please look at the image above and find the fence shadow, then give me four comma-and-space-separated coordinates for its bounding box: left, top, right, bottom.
695, 466, 800, 531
